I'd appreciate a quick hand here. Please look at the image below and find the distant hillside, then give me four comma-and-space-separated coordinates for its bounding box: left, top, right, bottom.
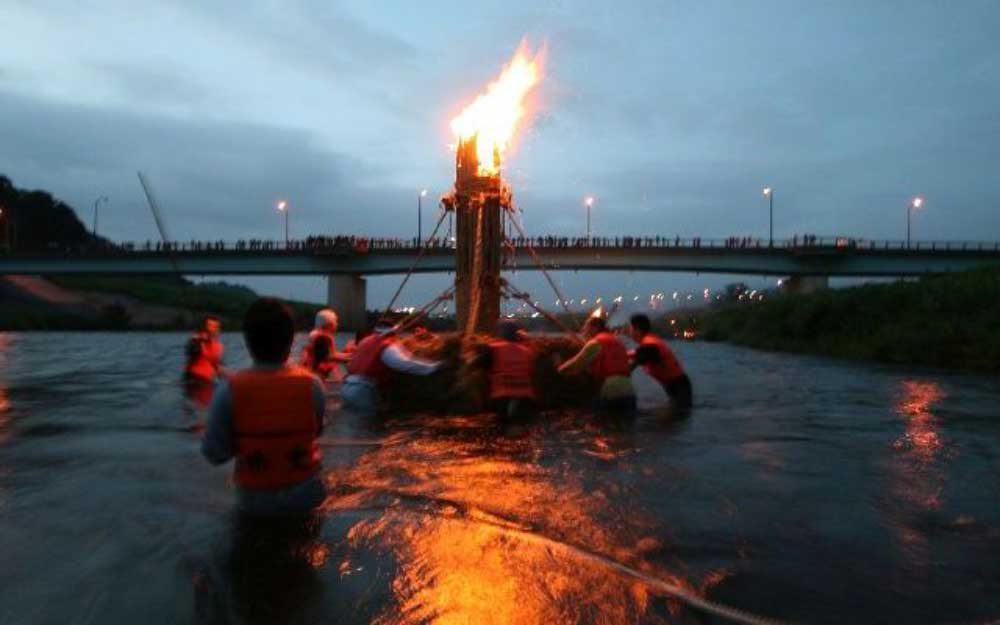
0, 174, 325, 330
0, 174, 102, 251
688, 266, 1000, 371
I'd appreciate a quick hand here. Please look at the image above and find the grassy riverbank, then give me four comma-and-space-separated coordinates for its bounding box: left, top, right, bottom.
0, 275, 324, 331
688, 266, 1000, 371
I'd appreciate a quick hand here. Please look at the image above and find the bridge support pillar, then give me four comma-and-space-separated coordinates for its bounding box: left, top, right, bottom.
327, 274, 367, 331
784, 275, 829, 294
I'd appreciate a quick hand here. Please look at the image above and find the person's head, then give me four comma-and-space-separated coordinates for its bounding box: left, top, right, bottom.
629, 313, 651, 340
243, 298, 295, 365
314, 308, 338, 333
583, 315, 607, 338
496, 320, 523, 342
201, 315, 221, 337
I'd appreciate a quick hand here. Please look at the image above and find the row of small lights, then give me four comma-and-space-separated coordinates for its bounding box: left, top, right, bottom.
394, 287, 769, 315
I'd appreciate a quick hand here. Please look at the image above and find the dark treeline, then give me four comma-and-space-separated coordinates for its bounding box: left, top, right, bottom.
689, 266, 1000, 371
0, 174, 106, 252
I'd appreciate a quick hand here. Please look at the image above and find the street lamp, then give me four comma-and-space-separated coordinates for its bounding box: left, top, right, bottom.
762, 187, 773, 247
276, 200, 289, 245
908, 196, 923, 249
418, 189, 428, 247
584, 196, 595, 240
93, 195, 109, 238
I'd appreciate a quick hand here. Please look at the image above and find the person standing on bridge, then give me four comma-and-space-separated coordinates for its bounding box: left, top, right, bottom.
558, 316, 637, 418
183, 315, 225, 407
300, 308, 349, 382
201, 298, 327, 515
628, 313, 692, 409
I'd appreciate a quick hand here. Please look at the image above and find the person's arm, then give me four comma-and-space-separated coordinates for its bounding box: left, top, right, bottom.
311, 377, 326, 434
557, 340, 601, 375
201, 381, 235, 465
381, 343, 440, 375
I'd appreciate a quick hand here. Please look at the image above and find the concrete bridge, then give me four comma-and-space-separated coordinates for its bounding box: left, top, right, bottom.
2, 236, 999, 329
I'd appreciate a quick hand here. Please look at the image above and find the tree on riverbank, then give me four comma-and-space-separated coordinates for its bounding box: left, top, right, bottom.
693, 267, 1000, 371
0, 174, 100, 252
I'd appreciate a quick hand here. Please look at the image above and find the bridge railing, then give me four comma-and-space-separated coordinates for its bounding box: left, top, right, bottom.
3, 235, 1000, 257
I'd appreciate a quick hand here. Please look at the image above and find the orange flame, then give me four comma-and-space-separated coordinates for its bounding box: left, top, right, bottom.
451, 41, 544, 176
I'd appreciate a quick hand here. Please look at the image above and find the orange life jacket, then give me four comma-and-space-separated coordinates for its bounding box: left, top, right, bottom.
300, 330, 341, 381
347, 333, 394, 389
589, 332, 631, 383
230, 366, 321, 491
488, 340, 537, 400
185, 335, 223, 381
639, 334, 685, 386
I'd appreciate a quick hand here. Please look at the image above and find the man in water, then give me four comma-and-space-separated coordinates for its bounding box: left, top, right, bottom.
201, 298, 327, 515
476, 320, 539, 425
183, 315, 224, 406
300, 308, 348, 382
558, 316, 637, 418
628, 313, 693, 409
341, 324, 441, 415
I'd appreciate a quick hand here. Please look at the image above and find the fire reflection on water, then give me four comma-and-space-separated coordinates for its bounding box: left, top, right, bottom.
886, 379, 950, 583
894, 380, 945, 465
326, 423, 695, 625
0, 333, 10, 445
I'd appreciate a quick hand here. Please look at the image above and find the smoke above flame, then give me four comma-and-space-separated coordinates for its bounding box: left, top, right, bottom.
450, 40, 544, 176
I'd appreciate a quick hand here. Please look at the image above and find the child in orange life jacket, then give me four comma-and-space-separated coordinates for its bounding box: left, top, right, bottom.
183, 315, 224, 407
473, 320, 539, 424
185, 315, 224, 381
201, 298, 327, 516
628, 313, 693, 409
299, 308, 349, 382
558, 316, 637, 418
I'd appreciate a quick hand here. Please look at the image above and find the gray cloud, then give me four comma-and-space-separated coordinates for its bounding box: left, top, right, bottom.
2, 0, 999, 307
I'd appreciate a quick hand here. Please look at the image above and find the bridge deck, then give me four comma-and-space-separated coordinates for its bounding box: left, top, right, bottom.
2, 237, 999, 277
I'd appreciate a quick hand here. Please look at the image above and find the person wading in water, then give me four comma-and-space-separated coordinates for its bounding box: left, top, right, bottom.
628, 313, 693, 409
473, 320, 540, 429
558, 316, 637, 418
299, 308, 349, 382
201, 298, 327, 515
184, 315, 224, 406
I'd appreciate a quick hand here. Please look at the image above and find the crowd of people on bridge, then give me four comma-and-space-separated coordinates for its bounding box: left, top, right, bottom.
34, 232, 971, 260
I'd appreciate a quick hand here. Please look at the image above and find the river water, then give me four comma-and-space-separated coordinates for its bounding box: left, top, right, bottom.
0, 332, 998, 625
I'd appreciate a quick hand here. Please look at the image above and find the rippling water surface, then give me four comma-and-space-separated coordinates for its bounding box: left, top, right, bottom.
1, 332, 998, 624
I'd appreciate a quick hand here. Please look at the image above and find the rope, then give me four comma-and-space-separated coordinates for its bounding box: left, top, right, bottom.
330, 486, 793, 625
502, 279, 581, 342
507, 210, 580, 330
378, 210, 449, 327
394, 286, 454, 334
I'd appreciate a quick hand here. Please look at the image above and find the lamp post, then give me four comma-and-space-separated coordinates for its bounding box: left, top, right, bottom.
418, 189, 428, 247
762, 187, 773, 247
908, 196, 923, 249
93, 195, 108, 238
276, 200, 288, 246
584, 196, 595, 240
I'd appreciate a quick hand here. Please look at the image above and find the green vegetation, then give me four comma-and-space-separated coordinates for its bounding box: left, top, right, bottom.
688, 266, 1000, 371
0, 174, 98, 251
47, 275, 324, 330
1, 174, 325, 331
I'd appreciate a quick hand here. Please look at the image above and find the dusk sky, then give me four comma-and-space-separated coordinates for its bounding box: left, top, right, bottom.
2, 0, 999, 308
